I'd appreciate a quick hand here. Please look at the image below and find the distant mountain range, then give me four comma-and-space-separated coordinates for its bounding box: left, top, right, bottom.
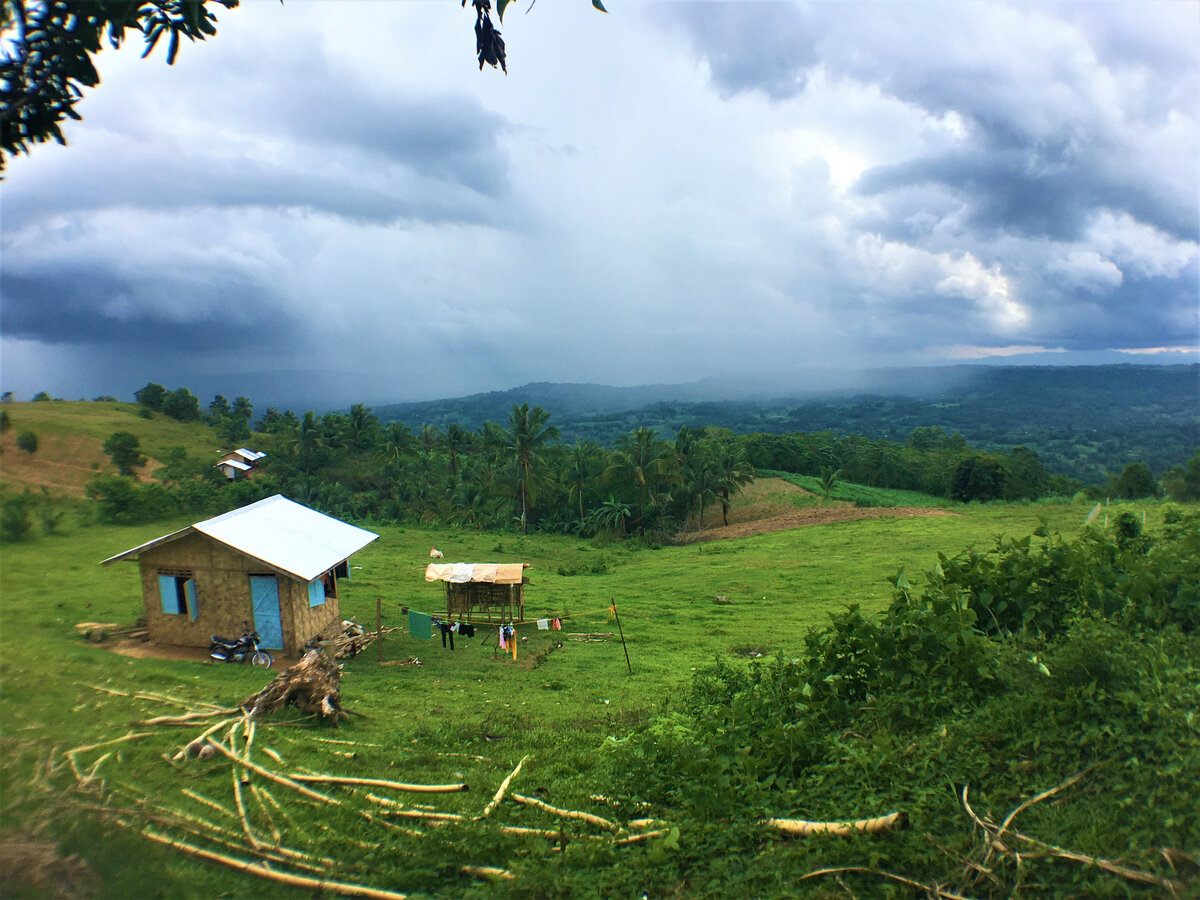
373, 364, 1200, 483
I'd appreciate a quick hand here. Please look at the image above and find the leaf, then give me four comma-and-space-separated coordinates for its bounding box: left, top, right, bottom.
592, 0, 608, 11
166, 28, 179, 65
496, 0, 510, 20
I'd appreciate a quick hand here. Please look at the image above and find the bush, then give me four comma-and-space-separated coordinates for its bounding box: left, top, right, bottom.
0, 494, 34, 542
16, 430, 37, 454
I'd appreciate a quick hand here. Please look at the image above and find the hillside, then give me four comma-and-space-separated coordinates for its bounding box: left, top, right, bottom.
374, 364, 1200, 483
0, 401, 231, 497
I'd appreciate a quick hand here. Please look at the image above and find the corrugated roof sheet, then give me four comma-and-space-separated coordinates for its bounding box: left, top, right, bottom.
102, 495, 378, 582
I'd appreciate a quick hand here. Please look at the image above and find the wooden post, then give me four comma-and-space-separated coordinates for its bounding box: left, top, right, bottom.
376, 598, 383, 663
611, 597, 632, 675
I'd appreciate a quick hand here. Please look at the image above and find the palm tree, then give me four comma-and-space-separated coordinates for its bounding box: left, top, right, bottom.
442, 423, 471, 477
818, 465, 841, 502
565, 440, 602, 525
379, 422, 414, 467
495, 403, 560, 533
346, 404, 379, 453
605, 427, 680, 533
711, 440, 754, 527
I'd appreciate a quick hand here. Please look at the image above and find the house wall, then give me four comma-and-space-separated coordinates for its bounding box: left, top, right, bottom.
137, 533, 342, 656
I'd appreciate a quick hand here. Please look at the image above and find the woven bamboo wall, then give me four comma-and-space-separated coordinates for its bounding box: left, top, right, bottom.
136, 533, 341, 656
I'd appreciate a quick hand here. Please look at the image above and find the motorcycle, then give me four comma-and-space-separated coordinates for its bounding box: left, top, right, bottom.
209, 626, 272, 667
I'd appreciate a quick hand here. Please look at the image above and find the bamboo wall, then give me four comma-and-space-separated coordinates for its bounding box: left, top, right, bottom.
136, 532, 342, 656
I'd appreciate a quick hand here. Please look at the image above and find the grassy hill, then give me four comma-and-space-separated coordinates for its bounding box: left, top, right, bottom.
0, 401, 233, 497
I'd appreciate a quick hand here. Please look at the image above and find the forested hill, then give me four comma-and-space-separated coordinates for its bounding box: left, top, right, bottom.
375, 364, 1199, 483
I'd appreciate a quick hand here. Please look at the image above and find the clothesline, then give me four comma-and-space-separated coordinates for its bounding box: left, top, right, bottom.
383, 599, 616, 629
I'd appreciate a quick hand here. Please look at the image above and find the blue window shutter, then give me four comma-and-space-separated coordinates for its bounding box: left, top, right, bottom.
308, 578, 325, 607
158, 575, 178, 614
184, 579, 199, 620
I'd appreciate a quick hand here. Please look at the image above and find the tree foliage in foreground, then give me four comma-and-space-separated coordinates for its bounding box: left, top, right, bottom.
1, 0, 239, 168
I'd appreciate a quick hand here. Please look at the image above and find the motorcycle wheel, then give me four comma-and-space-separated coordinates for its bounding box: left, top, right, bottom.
251, 651, 272, 668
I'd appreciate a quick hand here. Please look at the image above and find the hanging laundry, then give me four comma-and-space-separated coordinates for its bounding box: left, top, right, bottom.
408, 610, 432, 641
458, 622, 476, 639
510, 625, 517, 660
440, 622, 455, 650
498, 627, 507, 651
551, 617, 562, 631
537, 618, 550, 630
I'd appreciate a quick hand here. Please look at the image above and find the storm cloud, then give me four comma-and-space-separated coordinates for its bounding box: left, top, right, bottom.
2, 1, 1196, 406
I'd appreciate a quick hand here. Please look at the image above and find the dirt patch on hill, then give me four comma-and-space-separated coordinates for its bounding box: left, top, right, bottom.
673, 476, 955, 544
0, 431, 164, 497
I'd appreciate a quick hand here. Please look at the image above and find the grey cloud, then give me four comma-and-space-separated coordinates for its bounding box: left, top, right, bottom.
0, 265, 300, 350
661, 2, 816, 99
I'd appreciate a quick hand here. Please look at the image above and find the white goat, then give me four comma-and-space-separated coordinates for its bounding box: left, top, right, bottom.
429, 547, 444, 559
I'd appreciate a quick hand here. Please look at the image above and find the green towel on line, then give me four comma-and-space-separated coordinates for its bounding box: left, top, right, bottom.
408, 610, 432, 640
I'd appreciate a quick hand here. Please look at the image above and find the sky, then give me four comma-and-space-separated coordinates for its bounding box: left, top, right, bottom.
2, 0, 1198, 409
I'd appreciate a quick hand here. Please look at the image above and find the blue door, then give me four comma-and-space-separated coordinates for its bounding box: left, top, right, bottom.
249, 576, 284, 650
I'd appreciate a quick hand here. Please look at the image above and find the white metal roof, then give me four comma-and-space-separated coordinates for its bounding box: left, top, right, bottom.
216, 459, 253, 471
233, 448, 267, 461
102, 495, 378, 582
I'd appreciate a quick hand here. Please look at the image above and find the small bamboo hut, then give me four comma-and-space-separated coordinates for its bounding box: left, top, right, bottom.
424, 562, 529, 624
102, 495, 378, 656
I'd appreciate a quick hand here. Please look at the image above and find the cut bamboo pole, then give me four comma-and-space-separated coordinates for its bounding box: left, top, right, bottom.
142, 829, 408, 899
132, 709, 239, 726
205, 740, 340, 806
181, 789, 236, 820
173, 717, 237, 761
288, 774, 468, 794
612, 829, 670, 847
765, 811, 908, 837
479, 755, 528, 818
510, 793, 620, 832
461, 865, 514, 881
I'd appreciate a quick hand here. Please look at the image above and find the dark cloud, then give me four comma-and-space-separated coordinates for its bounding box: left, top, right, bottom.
1, 265, 300, 350
664, 2, 816, 99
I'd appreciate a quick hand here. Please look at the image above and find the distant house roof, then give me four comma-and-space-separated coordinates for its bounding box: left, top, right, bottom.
233, 449, 267, 461
102, 495, 378, 582
424, 562, 529, 584
216, 459, 253, 472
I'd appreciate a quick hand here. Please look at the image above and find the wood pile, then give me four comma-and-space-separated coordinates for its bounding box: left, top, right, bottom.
74, 619, 148, 642
241, 649, 348, 724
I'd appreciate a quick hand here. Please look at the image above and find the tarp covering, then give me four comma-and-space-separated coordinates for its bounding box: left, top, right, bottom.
424, 562, 528, 584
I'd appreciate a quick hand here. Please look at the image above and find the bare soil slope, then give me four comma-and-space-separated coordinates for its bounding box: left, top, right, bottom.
673, 476, 954, 544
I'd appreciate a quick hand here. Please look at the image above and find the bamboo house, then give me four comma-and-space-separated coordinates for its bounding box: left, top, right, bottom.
424, 562, 530, 624
102, 495, 378, 656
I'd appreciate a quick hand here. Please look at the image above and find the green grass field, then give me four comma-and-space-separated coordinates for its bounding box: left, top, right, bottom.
0, 499, 1102, 897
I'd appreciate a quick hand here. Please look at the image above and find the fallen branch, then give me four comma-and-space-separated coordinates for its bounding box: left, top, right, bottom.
241, 650, 348, 724
961, 781, 1181, 893
802, 866, 971, 899
766, 811, 908, 837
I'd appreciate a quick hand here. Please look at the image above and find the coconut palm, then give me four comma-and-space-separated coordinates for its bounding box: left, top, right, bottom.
494, 403, 560, 533
605, 427, 680, 533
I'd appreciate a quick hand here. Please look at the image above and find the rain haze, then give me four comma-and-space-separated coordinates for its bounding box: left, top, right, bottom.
2, 0, 1198, 410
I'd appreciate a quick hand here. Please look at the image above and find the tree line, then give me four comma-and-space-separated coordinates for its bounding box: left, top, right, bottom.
14, 382, 1194, 540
